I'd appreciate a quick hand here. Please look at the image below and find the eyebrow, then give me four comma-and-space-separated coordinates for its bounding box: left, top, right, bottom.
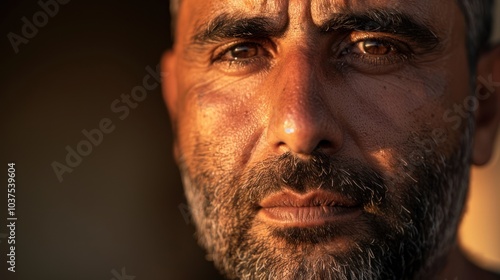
190, 9, 440, 50
320, 9, 440, 50
191, 13, 287, 45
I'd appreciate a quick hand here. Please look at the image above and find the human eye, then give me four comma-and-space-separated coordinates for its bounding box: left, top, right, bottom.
337, 36, 413, 73
212, 41, 272, 74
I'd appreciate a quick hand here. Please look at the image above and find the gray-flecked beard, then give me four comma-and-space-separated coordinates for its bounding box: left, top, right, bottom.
178, 124, 472, 280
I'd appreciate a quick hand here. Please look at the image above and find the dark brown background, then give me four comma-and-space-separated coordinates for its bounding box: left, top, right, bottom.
0, 1, 499, 280
0, 0, 223, 279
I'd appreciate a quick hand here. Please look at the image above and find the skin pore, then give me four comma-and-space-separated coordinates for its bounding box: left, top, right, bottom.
163, 0, 500, 279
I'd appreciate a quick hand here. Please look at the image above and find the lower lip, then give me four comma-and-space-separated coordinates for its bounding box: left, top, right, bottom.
258, 206, 362, 227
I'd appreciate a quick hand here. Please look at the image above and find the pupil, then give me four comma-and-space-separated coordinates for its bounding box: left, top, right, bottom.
363, 40, 391, 55
231, 45, 257, 59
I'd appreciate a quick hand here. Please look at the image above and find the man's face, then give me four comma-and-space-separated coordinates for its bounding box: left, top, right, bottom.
164, 0, 478, 279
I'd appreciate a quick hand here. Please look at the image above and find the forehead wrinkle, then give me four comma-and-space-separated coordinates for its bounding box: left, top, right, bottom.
310, 0, 433, 27
187, 0, 288, 41
203, 0, 286, 15
242, 0, 285, 13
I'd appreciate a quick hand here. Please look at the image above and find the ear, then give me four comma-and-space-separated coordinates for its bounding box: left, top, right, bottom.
472, 45, 500, 166
162, 50, 178, 123
161, 50, 181, 161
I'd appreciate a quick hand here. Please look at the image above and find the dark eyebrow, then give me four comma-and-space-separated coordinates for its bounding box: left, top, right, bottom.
320, 9, 440, 50
191, 13, 286, 46
190, 9, 440, 51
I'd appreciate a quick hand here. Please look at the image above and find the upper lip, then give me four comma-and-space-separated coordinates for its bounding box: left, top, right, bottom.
259, 189, 359, 208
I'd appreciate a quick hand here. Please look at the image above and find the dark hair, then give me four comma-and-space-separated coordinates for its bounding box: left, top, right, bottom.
457, 0, 494, 66
169, 0, 494, 63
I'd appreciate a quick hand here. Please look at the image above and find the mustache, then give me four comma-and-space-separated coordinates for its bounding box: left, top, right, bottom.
235, 151, 388, 207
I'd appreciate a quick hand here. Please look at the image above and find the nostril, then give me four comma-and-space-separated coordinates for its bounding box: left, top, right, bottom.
317, 140, 334, 150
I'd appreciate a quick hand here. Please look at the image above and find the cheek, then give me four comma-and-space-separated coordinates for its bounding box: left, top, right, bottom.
177, 78, 265, 171
336, 67, 460, 173
339, 70, 445, 144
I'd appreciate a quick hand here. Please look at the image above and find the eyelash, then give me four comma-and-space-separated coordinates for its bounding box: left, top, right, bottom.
339, 37, 413, 70
212, 36, 414, 73
212, 41, 272, 71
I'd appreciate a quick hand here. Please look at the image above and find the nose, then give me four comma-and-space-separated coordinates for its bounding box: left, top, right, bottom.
266, 51, 343, 157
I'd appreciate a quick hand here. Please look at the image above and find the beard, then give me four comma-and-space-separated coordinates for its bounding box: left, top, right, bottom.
177, 124, 472, 280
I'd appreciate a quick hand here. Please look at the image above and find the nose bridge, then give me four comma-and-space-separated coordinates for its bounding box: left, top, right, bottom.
274, 50, 320, 120
266, 48, 342, 156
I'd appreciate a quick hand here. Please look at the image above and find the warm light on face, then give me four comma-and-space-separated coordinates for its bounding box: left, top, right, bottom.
163, 0, 500, 278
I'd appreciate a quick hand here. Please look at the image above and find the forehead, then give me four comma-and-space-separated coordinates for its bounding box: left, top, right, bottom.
178, 0, 457, 35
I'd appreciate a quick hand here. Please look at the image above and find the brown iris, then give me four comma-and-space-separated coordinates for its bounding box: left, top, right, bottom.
227, 44, 259, 60
360, 39, 393, 55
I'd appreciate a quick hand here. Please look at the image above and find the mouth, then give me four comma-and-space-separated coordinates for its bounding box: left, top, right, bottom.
257, 190, 363, 227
